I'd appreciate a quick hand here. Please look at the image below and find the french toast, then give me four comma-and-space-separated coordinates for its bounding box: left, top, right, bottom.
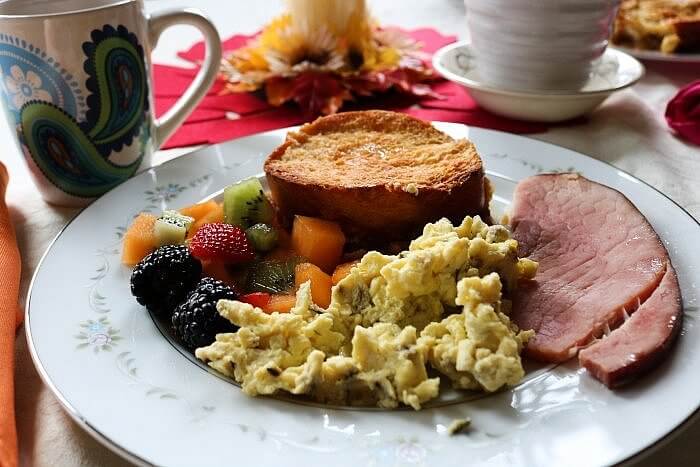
264, 110, 490, 241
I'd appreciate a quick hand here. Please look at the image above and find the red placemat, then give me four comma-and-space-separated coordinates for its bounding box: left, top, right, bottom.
154, 29, 549, 149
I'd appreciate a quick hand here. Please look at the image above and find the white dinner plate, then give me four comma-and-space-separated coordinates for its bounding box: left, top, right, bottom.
26, 123, 700, 467
611, 45, 700, 63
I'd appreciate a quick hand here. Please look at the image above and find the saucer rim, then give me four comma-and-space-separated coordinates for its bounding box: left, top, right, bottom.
610, 45, 700, 63
433, 41, 645, 98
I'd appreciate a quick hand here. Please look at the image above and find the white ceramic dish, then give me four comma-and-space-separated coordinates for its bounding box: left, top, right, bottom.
433, 41, 645, 122
611, 45, 700, 63
26, 123, 699, 467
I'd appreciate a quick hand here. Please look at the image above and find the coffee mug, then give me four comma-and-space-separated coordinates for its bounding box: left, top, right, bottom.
0, 0, 222, 206
465, 0, 620, 91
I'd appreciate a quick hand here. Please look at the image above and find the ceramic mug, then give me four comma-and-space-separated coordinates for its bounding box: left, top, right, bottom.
465, 0, 620, 91
0, 0, 222, 206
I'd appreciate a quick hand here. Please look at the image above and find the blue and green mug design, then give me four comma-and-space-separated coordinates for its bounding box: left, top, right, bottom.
0, 0, 222, 206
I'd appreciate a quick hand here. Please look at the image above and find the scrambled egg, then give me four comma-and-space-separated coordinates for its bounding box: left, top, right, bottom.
328, 217, 535, 342
196, 283, 439, 409
419, 274, 533, 392
314, 323, 440, 410
196, 216, 537, 410
447, 418, 471, 435
194, 283, 345, 396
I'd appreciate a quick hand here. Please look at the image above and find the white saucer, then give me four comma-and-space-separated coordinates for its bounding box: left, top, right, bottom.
433, 41, 645, 123
611, 45, 700, 64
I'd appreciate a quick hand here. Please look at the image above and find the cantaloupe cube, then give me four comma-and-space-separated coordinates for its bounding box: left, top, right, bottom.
263, 294, 297, 314
291, 215, 345, 273
295, 263, 332, 308
187, 203, 224, 239
332, 260, 360, 285
179, 200, 219, 222
122, 213, 157, 266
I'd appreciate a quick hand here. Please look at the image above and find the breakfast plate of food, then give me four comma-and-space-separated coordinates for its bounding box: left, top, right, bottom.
611, 0, 700, 62
26, 111, 699, 466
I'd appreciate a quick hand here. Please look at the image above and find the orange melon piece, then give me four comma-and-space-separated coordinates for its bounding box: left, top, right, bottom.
122, 213, 157, 266
179, 200, 219, 222
295, 263, 332, 308
263, 294, 297, 314
291, 215, 345, 273
187, 203, 224, 239
332, 260, 360, 285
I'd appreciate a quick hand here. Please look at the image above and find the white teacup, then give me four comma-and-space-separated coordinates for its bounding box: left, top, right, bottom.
465, 0, 621, 91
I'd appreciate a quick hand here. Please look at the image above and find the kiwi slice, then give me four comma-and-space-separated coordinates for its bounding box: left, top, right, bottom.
154, 210, 194, 246
246, 257, 302, 294
225, 263, 253, 291
223, 178, 274, 228
246, 223, 278, 252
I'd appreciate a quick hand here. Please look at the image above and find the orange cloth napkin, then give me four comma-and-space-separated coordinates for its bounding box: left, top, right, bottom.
0, 162, 21, 467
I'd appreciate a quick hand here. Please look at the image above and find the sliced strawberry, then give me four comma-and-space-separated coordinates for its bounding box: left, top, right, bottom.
239, 292, 271, 309
189, 223, 255, 264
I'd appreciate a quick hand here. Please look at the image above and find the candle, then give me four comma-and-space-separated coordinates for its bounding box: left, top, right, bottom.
286, 0, 370, 53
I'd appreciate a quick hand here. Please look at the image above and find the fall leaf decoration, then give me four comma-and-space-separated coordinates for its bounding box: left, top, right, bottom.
219, 0, 438, 116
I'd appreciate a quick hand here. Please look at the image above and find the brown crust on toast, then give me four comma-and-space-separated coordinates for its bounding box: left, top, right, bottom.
264, 111, 489, 240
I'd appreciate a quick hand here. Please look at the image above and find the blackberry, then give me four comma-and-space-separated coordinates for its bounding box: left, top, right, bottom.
130, 245, 202, 316
172, 277, 239, 350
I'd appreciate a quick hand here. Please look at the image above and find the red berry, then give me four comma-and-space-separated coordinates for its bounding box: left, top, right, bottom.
188, 223, 255, 264
239, 292, 271, 309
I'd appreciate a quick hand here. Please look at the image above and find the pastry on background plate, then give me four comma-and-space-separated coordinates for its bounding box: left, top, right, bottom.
612, 0, 700, 53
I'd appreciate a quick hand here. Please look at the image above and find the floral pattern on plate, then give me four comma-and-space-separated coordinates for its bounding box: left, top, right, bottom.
75, 317, 121, 352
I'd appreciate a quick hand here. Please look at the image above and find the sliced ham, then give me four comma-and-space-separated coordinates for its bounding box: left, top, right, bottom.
510, 173, 669, 363
578, 266, 682, 388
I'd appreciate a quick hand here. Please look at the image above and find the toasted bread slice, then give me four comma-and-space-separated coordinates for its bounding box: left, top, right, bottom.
264, 111, 490, 241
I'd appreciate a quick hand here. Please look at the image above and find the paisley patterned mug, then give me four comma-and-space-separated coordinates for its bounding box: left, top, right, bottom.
0, 0, 222, 206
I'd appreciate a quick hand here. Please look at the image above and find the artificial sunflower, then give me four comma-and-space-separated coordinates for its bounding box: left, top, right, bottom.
220, 0, 437, 116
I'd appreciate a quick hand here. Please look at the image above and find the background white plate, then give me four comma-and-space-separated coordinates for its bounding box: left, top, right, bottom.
26, 123, 700, 467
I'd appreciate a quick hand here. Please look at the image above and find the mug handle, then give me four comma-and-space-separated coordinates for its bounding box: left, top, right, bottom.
148, 9, 222, 148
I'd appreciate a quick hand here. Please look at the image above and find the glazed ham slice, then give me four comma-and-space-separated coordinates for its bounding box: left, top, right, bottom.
510, 174, 672, 365
579, 266, 682, 388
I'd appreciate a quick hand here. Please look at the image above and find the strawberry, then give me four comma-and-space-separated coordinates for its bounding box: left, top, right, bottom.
239, 292, 271, 309
188, 223, 255, 264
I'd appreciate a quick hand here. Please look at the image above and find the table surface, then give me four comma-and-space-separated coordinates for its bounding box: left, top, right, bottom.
6, 1, 699, 466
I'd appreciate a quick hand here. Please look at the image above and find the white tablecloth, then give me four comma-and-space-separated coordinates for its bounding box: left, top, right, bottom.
6, 1, 699, 465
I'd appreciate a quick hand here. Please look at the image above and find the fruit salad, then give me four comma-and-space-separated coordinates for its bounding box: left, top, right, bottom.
123, 176, 352, 349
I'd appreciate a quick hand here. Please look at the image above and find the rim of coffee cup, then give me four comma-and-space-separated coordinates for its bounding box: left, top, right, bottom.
0, 0, 132, 19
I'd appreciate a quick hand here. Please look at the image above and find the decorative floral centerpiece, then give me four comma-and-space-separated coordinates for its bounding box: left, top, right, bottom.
220, 0, 437, 116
